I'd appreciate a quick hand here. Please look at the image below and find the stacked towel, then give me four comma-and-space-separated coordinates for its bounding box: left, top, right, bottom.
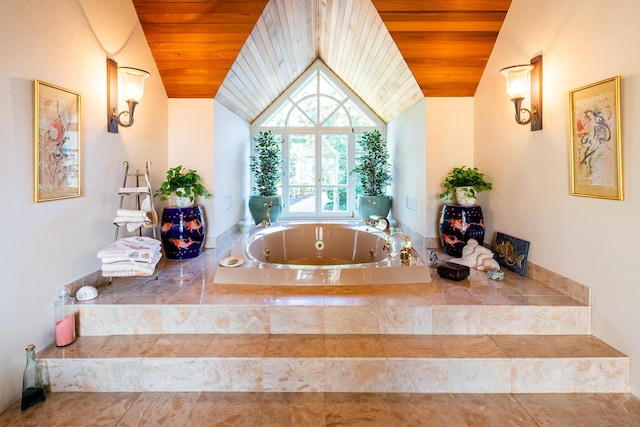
98, 236, 162, 277
113, 196, 158, 232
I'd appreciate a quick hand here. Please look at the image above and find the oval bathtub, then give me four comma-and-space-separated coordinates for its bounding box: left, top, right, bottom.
214, 222, 432, 285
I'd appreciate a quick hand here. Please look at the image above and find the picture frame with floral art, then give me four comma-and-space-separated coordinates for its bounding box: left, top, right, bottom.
34, 80, 82, 202
569, 76, 622, 200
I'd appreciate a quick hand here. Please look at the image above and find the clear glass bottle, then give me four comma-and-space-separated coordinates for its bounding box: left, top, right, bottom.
55, 287, 76, 347
21, 344, 45, 410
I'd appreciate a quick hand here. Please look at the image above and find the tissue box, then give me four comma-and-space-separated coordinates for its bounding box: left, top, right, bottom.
437, 262, 470, 281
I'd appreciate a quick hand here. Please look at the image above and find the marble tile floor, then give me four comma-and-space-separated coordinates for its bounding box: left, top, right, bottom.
86, 246, 584, 308
3, 239, 639, 424
2, 391, 640, 426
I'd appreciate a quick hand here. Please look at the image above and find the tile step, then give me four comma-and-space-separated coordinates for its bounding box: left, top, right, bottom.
78, 304, 591, 336
39, 334, 628, 394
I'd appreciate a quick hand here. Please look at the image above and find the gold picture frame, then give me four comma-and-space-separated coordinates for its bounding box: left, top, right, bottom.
569, 76, 623, 200
34, 80, 82, 202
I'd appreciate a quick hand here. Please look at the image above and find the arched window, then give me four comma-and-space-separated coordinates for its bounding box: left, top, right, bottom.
253, 60, 385, 218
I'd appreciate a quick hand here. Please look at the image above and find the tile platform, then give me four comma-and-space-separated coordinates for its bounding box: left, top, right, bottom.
2, 235, 639, 425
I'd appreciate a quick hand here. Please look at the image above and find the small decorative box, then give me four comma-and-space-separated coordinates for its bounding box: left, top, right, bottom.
487, 269, 504, 281
437, 262, 470, 281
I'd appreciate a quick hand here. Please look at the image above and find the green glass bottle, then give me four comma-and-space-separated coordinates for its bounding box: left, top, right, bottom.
21, 344, 45, 410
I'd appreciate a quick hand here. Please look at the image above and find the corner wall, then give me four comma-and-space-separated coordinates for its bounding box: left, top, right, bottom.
475, 0, 640, 394
0, 0, 168, 411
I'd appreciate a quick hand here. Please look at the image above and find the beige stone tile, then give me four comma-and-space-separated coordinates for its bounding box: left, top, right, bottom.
573, 358, 630, 393
324, 306, 382, 334
185, 392, 262, 427
325, 393, 467, 426
540, 306, 591, 334
202, 359, 263, 392
117, 392, 199, 426
452, 393, 538, 426
255, 392, 325, 427
146, 334, 268, 358
432, 306, 486, 334
269, 306, 324, 334
262, 359, 325, 392
484, 306, 542, 334
265, 335, 325, 357
514, 393, 640, 426
448, 359, 511, 393
511, 359, 576, 393
492, 335, 627, 358
386, 360, 448, 392
0, 392, 139, 427
379, 306, 433, 334
324, 335, 385, 358
325, 359, 387, 392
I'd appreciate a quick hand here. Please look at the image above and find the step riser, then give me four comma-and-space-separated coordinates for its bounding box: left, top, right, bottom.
79, 305, 591, 336
42, 357, 629, 394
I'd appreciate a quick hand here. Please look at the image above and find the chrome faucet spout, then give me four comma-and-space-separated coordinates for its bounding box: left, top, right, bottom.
264, 202, 272, 227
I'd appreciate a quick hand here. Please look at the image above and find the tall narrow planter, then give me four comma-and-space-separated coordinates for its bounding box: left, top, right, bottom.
357, 195, 392, 220
249, 195, 282, 225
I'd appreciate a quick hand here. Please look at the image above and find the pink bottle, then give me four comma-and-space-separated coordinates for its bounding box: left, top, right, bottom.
55, 288, 76, 347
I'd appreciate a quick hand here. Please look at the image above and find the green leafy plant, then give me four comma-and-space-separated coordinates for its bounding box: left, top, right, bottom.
349, 130, 392, 196
250, 130, 282, 196
154, 165, 212, 201
438, 166, 492, 199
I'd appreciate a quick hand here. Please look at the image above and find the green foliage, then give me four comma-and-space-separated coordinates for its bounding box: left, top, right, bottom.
349, 130, 392, 196
250, 130, 282, 196
438, 166, 493, 199
154, 165, 212, 201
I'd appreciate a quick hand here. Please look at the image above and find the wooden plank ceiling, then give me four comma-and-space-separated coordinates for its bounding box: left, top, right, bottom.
133, 0, 511, 123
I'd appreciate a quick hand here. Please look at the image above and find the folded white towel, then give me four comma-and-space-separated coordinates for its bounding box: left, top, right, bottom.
97, 236, 161, 260
101, 252, 162, 273
116, 209, 149, 218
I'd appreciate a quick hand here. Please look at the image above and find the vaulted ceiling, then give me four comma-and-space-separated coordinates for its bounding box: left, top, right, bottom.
132, 0, 511, 123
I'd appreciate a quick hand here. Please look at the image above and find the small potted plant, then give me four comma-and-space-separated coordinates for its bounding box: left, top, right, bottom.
349, 130, 392, 219
154, 165, 212, 208
438, 166, 492, 206
249, 130, 282, 224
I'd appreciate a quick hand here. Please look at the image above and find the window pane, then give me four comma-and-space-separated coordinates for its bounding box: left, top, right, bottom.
319, 73, 346, 101
297, 96, 318, 124
287, 106, 315, 127
321, 134, 347, 185
322, 187, 347, 212
263, 99, 292, 126
323, 106, 350, 127
345, 100, 375, 126
289, 134, 315, 186
291, 72, 317, 102
319, 95, 341, 125
289, 187, 316, 212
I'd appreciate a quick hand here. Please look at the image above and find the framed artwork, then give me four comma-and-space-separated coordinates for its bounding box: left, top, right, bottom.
569, 76, 623, 200
493, 232, 530, 276
34, 80, 82, 202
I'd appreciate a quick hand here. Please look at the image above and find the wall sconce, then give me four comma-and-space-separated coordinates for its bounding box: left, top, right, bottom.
107, 58, 150, 133
500, 55, 542, 131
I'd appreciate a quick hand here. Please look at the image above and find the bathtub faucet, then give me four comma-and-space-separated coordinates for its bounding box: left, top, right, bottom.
391, 231, 412, 266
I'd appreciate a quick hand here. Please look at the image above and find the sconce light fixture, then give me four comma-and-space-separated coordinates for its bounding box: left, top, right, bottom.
500, 55, 542, 131
107, 58, 150, 133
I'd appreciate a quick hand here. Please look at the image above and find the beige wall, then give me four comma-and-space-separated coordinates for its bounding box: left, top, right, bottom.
475, 0, 640, 394
168, 99, 216, 246
0, 0, 168, 410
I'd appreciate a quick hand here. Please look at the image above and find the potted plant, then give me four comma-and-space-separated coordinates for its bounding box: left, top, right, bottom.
438, 166, 492, 206
349, 130, 392, 219
154, 165, 212, 208
249, 130, 282, 224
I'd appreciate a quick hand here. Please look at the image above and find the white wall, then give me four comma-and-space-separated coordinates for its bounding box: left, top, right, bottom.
167, 99, 215, 246
388, 99, 427, 235
389, 97, 474, 241
426, 98, 475, 239
475, 0, 640, 394
0, 0, 168, 411
213, 100, 251, 236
